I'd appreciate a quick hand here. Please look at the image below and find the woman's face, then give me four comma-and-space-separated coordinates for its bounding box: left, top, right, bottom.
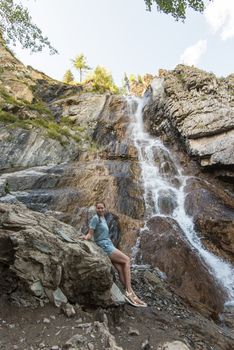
96, 203, 105, 216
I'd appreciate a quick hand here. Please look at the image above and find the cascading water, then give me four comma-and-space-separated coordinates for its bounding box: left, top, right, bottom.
126, 85, 234, 306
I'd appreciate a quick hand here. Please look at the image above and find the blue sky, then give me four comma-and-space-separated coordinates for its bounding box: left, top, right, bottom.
11, 0, 234, 85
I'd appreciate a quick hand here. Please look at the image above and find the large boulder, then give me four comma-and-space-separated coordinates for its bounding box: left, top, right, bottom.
0, 203, 113, 306
137, 216, 227, 316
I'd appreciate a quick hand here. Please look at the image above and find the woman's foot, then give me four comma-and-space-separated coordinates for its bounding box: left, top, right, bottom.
125, 291, 147, 307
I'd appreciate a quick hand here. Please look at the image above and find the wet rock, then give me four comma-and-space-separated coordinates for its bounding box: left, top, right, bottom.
184, 178, 234, 263
137, 216, 227, 316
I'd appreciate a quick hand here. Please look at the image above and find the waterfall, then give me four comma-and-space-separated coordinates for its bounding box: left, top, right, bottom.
126, 90, 234, 306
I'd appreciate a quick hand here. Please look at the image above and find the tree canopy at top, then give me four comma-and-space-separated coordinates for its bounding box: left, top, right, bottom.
0, 0, 211, 53
0, 0, 57, 53
144, 0, 212, 20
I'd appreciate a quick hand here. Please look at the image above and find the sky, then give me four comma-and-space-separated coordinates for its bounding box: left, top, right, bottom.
10, 0, 234, 86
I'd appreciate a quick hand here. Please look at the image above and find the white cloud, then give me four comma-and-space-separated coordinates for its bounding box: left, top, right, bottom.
204, 0, 234, 40
180, 40, 207, 66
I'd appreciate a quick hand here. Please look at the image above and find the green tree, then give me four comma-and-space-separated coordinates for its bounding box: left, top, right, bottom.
63, 69, 74, 84
0, 0, 57, 53
129, 74, 137, 83
89, 66, 119, 94
144, 0, 211, 20
72, 54, 91, 83
137, 74, 143, 83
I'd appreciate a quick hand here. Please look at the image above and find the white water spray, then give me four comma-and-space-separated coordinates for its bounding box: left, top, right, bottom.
126, 89, 234, 304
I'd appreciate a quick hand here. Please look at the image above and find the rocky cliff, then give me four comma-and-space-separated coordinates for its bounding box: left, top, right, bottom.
144, 65, 234, 182
1, 36, 234, 349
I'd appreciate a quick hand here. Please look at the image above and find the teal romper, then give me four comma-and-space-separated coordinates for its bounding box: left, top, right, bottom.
89, 214, 116, 256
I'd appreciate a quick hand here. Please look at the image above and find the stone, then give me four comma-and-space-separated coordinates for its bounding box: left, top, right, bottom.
62, 334, 87, 350
30, 281, 45, 297
141, 339, 151, 350
43, 318, 50, 324
53, 288, 68, 307
158, 341, 191, 350
87, 343, 94, 350
110, 283, 126, 305
128, 327, 140, 336
62, 303, 76, 318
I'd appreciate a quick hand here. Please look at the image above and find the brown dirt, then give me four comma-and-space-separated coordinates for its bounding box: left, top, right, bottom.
0, 292, 234, 350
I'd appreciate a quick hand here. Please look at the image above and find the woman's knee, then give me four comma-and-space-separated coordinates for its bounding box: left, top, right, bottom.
124, 255, 130, 265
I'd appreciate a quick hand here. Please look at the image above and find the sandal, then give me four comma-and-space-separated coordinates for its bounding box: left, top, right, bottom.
125, 291, 147, 307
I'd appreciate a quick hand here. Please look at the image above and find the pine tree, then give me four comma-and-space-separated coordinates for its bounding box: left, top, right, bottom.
72, 54, 91, 83
63, 70, 74, 84
88, 66, 119, 94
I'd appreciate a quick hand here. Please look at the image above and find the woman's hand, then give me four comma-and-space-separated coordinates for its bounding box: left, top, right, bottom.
80, 230, 93, 241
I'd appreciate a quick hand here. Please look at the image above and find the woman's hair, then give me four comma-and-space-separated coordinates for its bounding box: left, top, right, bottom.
95, 201, 106, 208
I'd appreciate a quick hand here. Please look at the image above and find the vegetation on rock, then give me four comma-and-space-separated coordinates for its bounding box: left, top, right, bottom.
0, 88, 88, 146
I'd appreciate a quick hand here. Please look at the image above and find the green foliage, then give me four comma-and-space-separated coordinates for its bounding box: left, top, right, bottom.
72, 54, 91, 82
129, 74, 137, 83
63, 69, 74, 84
137, 74, 143, 83
0, 108, 85, 146
88, 141, 99, 153
0, 0, 57, 53
46, 128, 64, 144
61, 116, 75, 126
144, 0, 211, 20
88, 66, 119, 94
0, 88, 53, 117
0, 110, 17, 123
4, 181, 10, 194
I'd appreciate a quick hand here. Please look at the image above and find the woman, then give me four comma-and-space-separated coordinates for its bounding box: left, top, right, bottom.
82, 202, 147, 307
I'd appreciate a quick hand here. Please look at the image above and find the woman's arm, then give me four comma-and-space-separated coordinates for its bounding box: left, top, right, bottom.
83, 228, 94, 240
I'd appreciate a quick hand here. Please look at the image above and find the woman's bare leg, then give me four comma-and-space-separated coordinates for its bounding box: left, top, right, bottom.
112, 262, 126, 288
109, 249, 132, 292
109, 249, 147, 306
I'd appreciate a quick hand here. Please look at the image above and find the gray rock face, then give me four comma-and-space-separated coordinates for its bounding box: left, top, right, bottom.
49, 93, 108, 129
143, 65, 234, 180
0, 127, 79, 169
0, 203, 113, 306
